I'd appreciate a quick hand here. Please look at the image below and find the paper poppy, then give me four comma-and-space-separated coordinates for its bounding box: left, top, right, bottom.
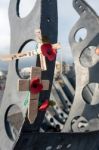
30, 77, 43, 94
39, 100, 49, 111
41, 43, 57, 61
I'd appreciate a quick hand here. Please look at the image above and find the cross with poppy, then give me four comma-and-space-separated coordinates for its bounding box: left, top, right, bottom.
35, 29, 61, 70
18, 67, 49, 124
0, 29, 61, 70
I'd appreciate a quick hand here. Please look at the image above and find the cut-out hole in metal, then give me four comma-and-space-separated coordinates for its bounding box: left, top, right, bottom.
16, 41, 37, 79
50, 118, 54, 123
56, 124, 60, 130
60, 113, 63, 117
75, 28, 87, 42
71, 116, 89, 132
82, 83, 99, 105
5, 105, 24, 141
18, 0, 36, 18
80, 46, 98, 67
78, 120, 89, 130
0, 71, 7, 103
71, 116, 80, 126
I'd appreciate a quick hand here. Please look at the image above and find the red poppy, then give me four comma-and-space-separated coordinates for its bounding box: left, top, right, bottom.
41, 43, 57, 61
39, 100, 49, 111
30, 77, 43, 94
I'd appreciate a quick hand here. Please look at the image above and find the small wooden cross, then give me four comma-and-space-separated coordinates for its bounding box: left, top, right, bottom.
0, 29, 61, 71
18, 67, 49, 124
0, 43, 60, 62
35, 29, 61, 70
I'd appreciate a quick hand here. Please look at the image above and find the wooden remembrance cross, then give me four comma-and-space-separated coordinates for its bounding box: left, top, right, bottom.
18, 67, 49, 124
0, 28, 60, 71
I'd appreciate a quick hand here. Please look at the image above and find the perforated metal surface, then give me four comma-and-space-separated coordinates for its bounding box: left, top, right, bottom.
63, 0, 99, 132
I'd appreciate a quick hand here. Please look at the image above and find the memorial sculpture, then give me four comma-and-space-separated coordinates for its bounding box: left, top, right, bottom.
0, 0, 99, 150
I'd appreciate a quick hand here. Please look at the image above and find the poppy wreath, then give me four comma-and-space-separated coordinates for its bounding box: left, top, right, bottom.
30, 77, 43, 94
41, 43, 57, 61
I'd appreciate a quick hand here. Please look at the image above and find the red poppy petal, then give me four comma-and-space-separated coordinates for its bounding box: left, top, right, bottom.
30, 86, 43, 94
53, 49, 57, 54
47, 49, 57, 61
41, 43, 57, 61
37, 84, 43, 92
39, 100, 49, 111
31, 78, 40, 84
41, 43, 52, 57
30, 78, 43, 94
30, 88, 37, 94
41, 43, 52, 51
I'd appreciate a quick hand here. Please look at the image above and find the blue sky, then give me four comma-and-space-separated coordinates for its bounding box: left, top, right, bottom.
0, 0, 99, 65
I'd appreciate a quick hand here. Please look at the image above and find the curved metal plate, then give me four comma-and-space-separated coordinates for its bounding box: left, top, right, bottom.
63, 0, 99, 132
0, 0, 41, 149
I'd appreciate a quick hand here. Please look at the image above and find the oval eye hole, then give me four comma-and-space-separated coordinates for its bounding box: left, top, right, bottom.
0, 71, 7, 101
82, 83, 99, 105
78, 120, 89, 129
5, 105, 24, 141
80, 46, 97, 67
50, 118, 54, 123
71, 116, 89, 132
16, 41, 37, 79
77, 119, 89, 132
75, 28, 87, 42
18, 0, 37, 18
